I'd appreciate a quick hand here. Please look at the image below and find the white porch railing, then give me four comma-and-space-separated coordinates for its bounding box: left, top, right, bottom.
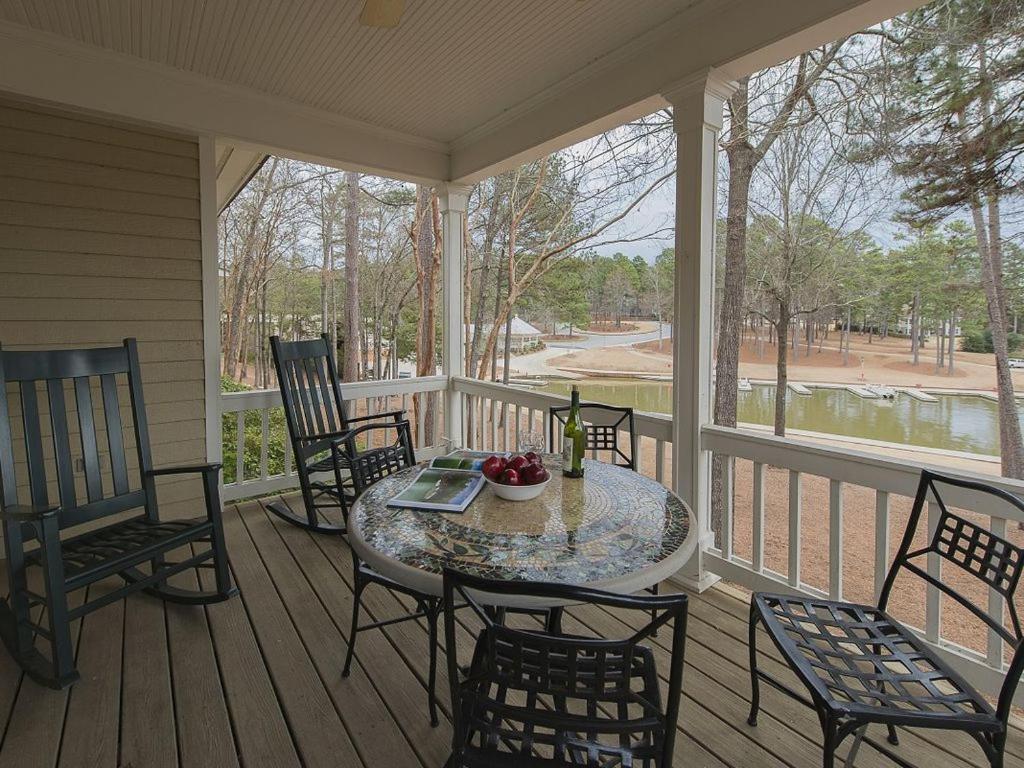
219, 375, 448, 502
219, 375, 1022, 702
451, 377, 674, 483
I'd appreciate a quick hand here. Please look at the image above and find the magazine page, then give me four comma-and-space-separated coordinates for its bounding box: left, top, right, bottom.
429, 449, 510, 471
386, 467, 486, 513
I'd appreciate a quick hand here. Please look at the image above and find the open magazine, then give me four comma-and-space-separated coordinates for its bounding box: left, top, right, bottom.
428, 449, 510, 472
386, 466, 486, 513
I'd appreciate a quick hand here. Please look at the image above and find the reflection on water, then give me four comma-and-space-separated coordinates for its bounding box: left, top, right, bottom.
539, 380, 1021, 457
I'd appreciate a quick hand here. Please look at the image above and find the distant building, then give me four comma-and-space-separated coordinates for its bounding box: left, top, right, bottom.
468, 316, 543, 352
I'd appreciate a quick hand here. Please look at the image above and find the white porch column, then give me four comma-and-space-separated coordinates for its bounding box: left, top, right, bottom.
440, 183, 472, 446
664, 71, 734, 592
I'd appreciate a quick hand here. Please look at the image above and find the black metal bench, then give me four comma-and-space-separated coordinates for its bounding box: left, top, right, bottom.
747, 470, 1024, 768
0, 339, 237, 689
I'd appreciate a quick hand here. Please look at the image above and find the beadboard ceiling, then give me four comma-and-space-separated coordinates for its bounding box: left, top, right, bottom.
0, 0, 707, 144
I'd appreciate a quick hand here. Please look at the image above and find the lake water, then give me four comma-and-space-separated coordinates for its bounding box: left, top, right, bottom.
538, 380, 1019, 457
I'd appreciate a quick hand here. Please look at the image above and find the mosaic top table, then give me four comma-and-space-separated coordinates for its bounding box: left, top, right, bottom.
348, 455, 695, 608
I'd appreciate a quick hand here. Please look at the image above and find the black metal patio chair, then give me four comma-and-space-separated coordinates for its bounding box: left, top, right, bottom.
268, 333, 415, 534
747, 469, 1024, 768
0, 339, 237, 688
548, 402, 637, 470
442, 568, 689, 768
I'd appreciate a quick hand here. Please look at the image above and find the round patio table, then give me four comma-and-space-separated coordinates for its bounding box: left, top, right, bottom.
347, 454, 696, 608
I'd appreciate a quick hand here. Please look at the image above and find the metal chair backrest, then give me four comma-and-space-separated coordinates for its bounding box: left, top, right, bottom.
442, 568, 687, 767
0, 339, 154, 532
878, 469, 1024, 723
548, 403, 637, 469
270, 334, 348, 457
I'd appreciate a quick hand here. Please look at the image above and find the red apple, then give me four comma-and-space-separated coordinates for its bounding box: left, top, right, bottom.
522, 464, 549, 486
523, 451, 541, 466
507, 455, 529, 472
482, 455, 507, 480
499, 468, 522, 486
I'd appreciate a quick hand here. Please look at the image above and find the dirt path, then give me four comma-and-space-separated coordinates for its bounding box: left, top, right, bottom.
551, 334, 1024, 391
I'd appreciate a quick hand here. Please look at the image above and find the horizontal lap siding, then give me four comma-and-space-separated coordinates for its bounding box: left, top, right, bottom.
0, 98, 207, 529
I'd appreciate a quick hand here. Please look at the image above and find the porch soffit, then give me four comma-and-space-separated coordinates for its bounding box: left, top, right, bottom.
0, 0, 918, 183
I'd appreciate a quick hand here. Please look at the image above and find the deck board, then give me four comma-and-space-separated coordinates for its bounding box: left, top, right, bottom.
0, 493, 1021, 768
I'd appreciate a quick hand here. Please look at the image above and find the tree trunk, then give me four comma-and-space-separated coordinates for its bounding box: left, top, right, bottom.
343, 171, 361, 381
910, 292, 920, 365
972, 199, 1024, 478
948, 310, 956, 374
711, 118, 756, 537
774, 300, 791, 437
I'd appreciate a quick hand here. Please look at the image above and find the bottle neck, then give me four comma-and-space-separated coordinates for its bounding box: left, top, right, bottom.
570, 389, 579, 410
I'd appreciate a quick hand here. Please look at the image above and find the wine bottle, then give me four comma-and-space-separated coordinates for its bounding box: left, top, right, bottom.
561, 385, 585, 478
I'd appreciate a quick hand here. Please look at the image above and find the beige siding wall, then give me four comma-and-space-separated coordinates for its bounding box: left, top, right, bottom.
0, 97, 208, 521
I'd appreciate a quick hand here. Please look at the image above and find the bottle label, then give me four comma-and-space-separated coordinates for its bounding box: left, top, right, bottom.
562, 435, 573, 471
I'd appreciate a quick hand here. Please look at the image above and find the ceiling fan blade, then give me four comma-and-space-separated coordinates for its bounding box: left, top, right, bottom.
360, 0, 405, 28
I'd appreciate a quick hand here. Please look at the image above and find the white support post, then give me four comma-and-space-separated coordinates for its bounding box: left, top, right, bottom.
198, 135, 222, 468
440, 183, 472, 447
664, 70, 734, 593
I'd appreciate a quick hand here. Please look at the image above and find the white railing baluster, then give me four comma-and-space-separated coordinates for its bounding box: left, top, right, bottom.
752, 462, 765, 573
926, 501, 941, 644
655, 440, 665, 484
514, 404, 521, 450
260, 408, 269, 480
634, 436, 644, 474
987, 516, 1008, 668
416, 399, 425, 449
501, 401, 509, 451
235, 410, 245, 484
829, 479, 843, 600
489, 398, 497, 451
788, 470, 801, 588
874, 491, 890, 602
721, 456, 734, 561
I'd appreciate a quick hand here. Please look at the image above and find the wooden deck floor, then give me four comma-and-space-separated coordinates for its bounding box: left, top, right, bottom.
2, 493, 1023, 768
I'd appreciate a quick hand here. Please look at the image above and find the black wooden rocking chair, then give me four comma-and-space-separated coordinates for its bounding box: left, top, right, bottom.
747, 469, 1024, 768
269, 334, 416, 534
0, 339, 237, 689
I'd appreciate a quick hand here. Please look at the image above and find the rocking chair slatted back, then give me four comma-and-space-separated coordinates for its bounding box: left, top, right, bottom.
271, 334, 347, 457
0, 339, 153, 533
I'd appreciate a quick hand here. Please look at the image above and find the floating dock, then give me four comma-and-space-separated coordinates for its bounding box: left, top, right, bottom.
901, 388, 938, 402
979, 392, 1000, 402
788, 382, 812, 396
846, 385, 879, 399
865, 384, 898, 400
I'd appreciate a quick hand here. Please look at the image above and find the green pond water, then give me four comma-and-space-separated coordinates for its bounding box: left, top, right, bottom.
538, 380, 1020, 457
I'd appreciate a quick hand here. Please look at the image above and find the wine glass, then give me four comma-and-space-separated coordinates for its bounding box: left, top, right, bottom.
518, 431, 546, 455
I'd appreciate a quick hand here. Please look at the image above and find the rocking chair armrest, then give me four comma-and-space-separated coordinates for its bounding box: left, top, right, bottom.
345, 409, 406, 425
145, 462, 222, 478
329, 420, 412, 451
0, 503, 60, 522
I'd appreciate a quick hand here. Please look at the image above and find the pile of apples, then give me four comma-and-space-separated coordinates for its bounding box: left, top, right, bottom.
482, 452, 550, 487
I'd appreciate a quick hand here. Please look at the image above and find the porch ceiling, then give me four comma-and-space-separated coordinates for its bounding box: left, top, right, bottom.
0, 0, 920, 183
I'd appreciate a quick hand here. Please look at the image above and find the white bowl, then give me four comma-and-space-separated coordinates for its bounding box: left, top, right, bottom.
486, 474, 550, 501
